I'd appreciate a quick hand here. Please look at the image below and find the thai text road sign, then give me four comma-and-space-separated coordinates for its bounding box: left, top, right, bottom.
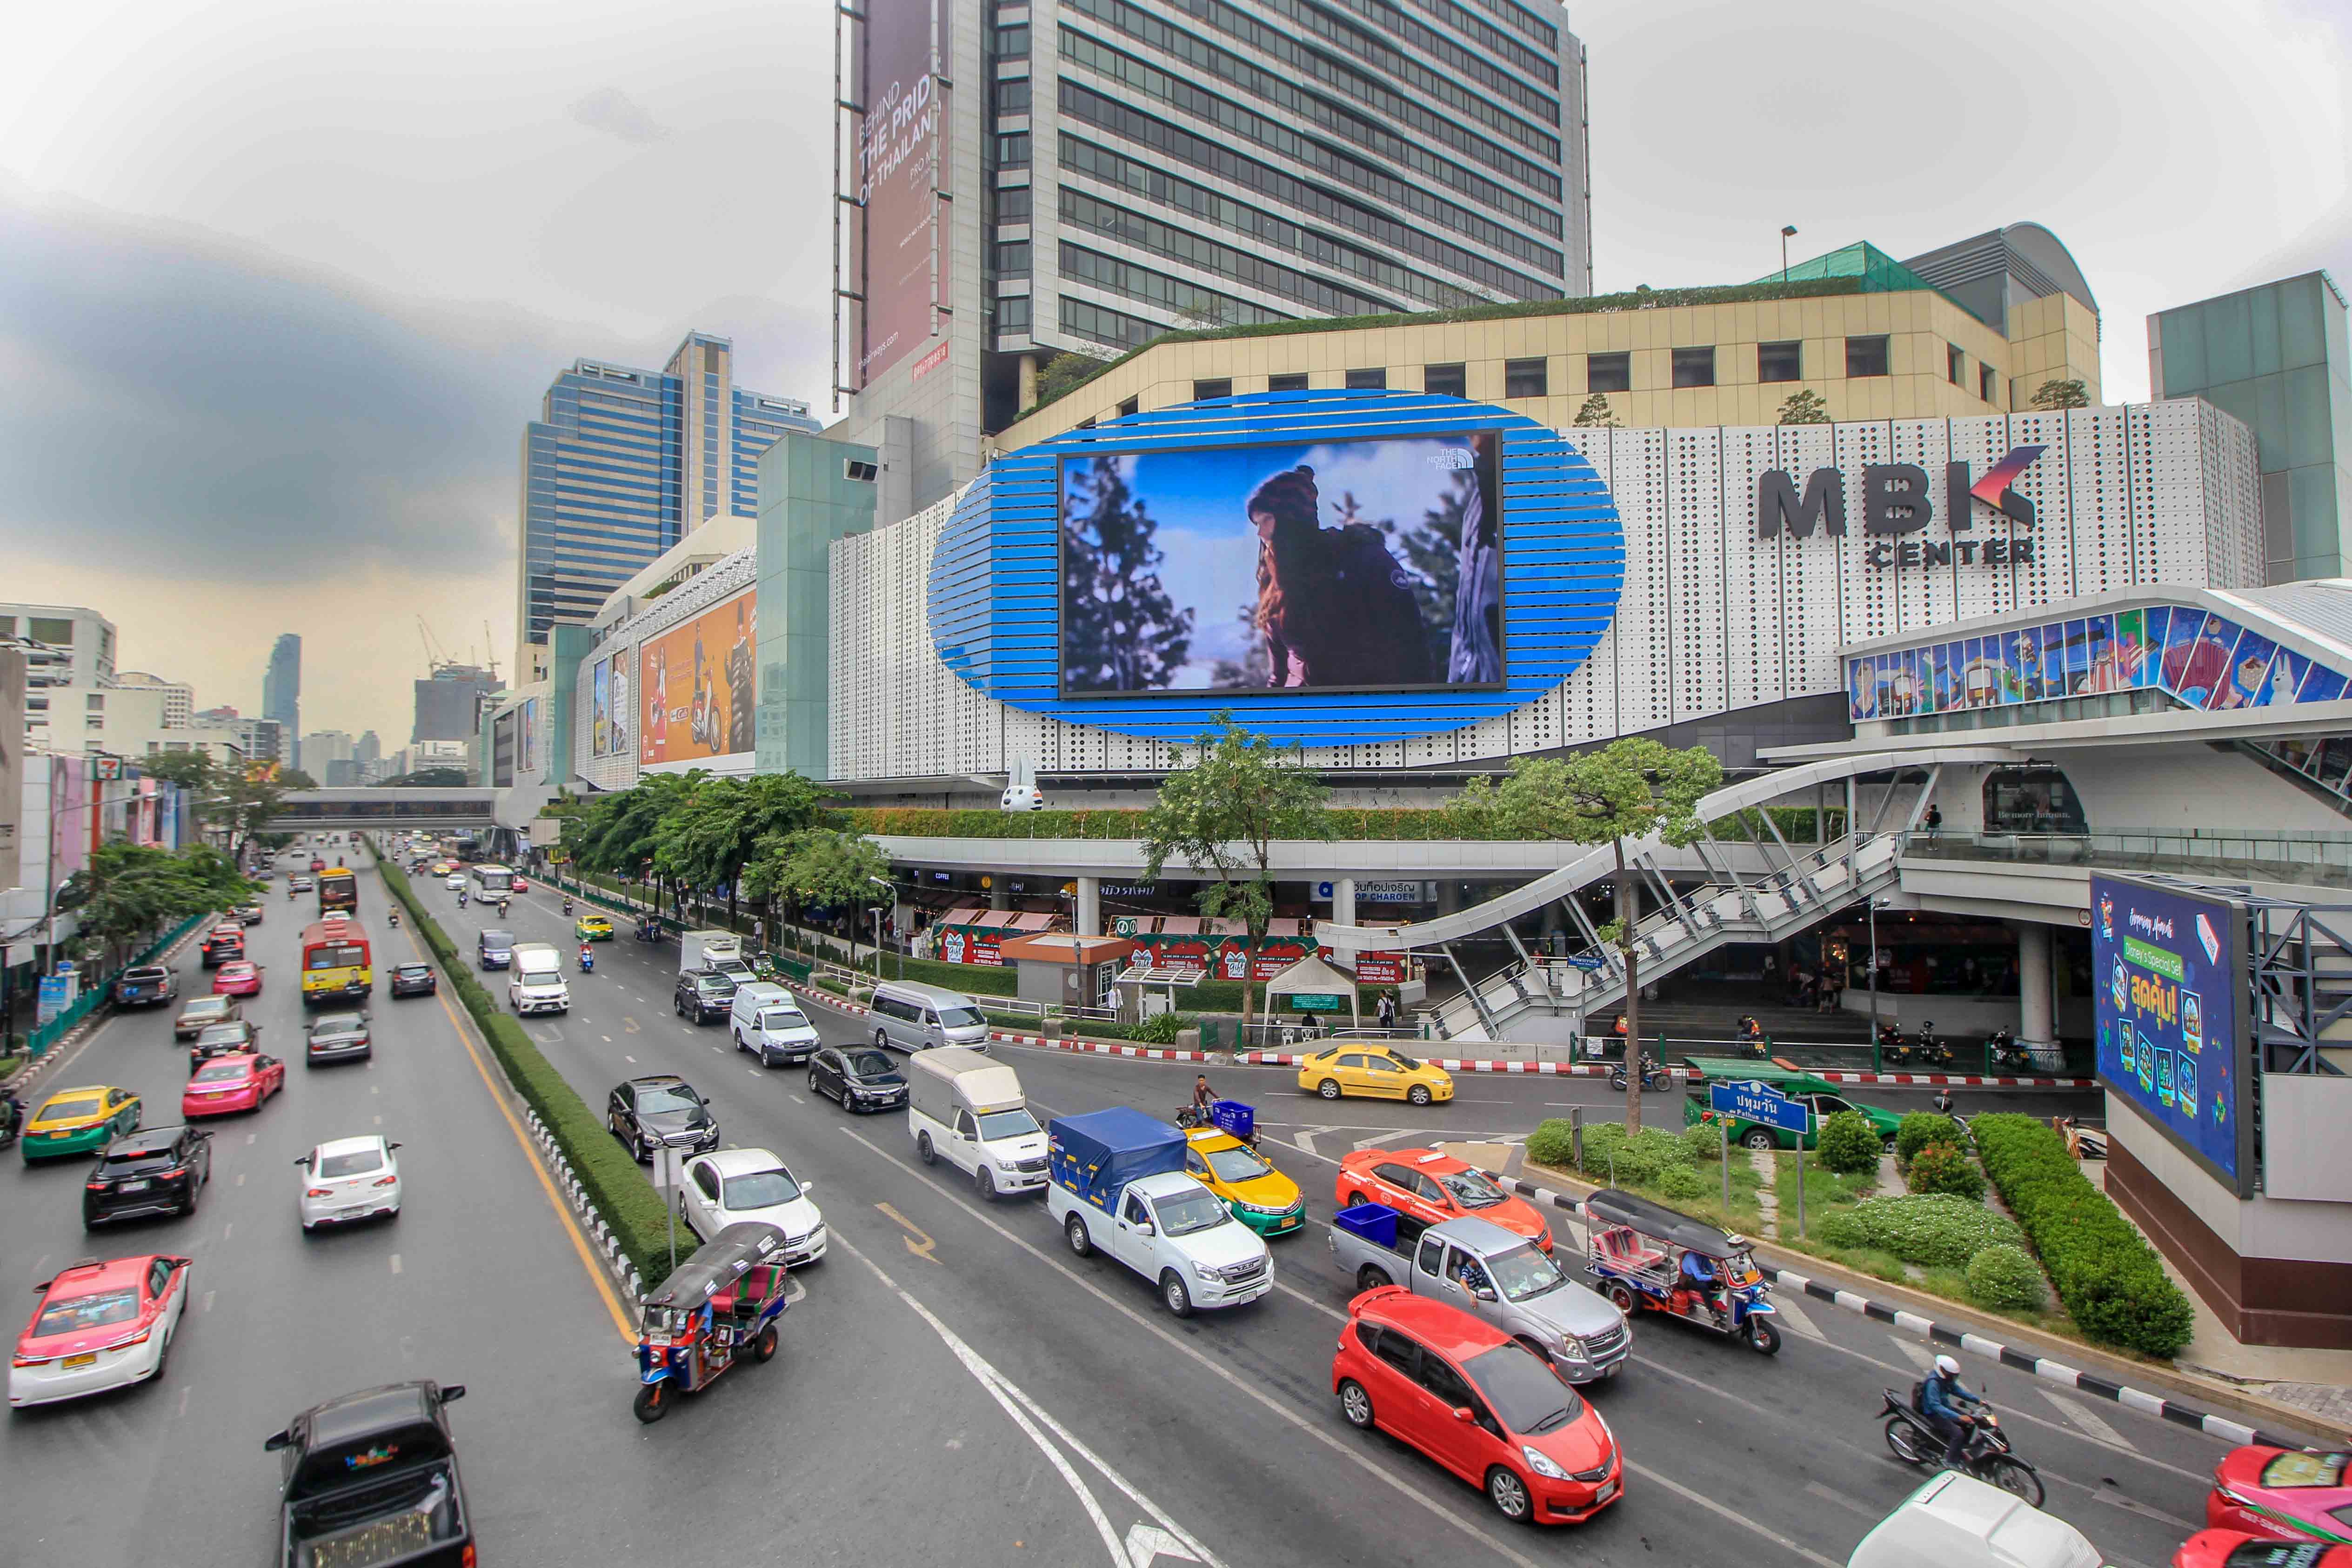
1710, 1080, 1811, 1134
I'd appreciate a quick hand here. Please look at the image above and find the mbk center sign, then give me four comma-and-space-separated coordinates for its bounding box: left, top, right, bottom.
1756, 445, 2046, 569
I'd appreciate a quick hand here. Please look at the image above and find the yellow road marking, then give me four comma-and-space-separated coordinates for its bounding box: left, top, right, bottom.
875, 1201, 941, 1264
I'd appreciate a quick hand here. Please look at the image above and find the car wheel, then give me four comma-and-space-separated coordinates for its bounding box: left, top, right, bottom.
1743, 1129, 1777, 1151
1355, 1264, 1392, 1293
633, 1131, 650, 1164
1065, 1212, 1093, 1258
149, 1324, 172, 1385
1345, 1190, 1370, 1209
976, 1165, 996, 1201
874, 1028, 890, 1053
1338, 1378, 1375, 1430
1318, 1078, 1342, 1100
916, 1130, 935, 1165
1485, 1467, 1531, 1522
1407, 1084, 1432, 1107
1161, 1271, 1194, 1318
1746, 1317, 1782, 1355
1602, 1280, 1637, 1315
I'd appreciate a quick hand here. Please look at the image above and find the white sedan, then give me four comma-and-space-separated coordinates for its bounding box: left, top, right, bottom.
297, 1135, 403, 1231
444, 874, 467, 892
678, 1147, 826, 1266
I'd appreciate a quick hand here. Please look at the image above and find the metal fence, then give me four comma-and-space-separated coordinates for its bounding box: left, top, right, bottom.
24, 913, 211, 1061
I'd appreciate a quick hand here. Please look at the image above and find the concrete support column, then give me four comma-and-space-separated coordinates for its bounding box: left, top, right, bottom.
1018, 353, 1039, 412
989, 881, 1010, 911
2014, 920, 2055, 1043
1076, 875, 1101, 937
1437, 881, 1462, 915
1329, 877, 1357, 964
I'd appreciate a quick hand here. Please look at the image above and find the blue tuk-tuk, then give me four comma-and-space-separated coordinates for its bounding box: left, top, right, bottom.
1583, 1187, 1780, 1355
633, 1222, 792, 1422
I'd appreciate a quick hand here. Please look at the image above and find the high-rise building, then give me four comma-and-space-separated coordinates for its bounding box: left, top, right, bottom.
0, 604, 117, 689
831, 0, 1593, 522
111, 672, 194, 728
232, 717, 284, 768
514, 332, 821, 684
414, 664, 501, 744
2149, 271, 2352, 584
263, 634, 301, 762
356, 730, 381, 769
302, 730, 354, 775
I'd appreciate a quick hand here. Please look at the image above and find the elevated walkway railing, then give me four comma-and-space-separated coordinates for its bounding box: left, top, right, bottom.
1904, 828, 2352, 892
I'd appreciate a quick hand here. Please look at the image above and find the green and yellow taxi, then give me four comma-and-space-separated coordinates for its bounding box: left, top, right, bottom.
1180, 1127, 1305, 1237
22, 1085, 142, 1164
575, 914, 614, 942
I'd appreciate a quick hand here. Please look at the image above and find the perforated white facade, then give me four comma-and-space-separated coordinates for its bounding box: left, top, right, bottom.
830, 399, 2258, 782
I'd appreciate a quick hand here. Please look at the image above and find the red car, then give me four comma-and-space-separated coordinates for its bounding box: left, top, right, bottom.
2208, 1447, 2352, 1548
1336, 1148, 1553, 1252
2178, 1530, 2352, 1567
309, 857, 326, 872
181, 1053, 285, 1117
511, 876, 529, 894
1333, 1286, 1621, 1524
212, 961, 264, 997
9, 1254, 191, 1408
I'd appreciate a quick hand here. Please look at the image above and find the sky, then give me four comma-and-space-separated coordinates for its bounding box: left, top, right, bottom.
2, 0, 2347, 744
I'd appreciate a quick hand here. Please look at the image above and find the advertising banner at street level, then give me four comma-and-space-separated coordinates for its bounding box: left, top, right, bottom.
641, 593, 756, 766
0, 647, 22, 891
2091, 874, 2255, 1195
855, 0, 946, 389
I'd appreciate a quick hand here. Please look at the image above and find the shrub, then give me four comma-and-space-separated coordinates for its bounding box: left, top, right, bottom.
1657, 1165, 1706, 1201
1573, 1123, 1697, 1187
1815, 1110, 1882, 1174
1971, 1114, 2194, 1359
1906, 1141, 1986, 1201
1897, 1111, 1964, 1163
1132, 1011, 1194, 1045
1965, 1244, 2048, 1312
1681, 1124, 1722, 1163
1524, 1118, 1576, 1168
1817, 1194, 2025, 1268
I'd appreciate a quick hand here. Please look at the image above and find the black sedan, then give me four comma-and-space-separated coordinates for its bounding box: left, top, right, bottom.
673, 969, 736, 1024
606, 1075, 718, 1162
189, 1019, 264, 1070
114, 965, 178, 1008
808, 1046, 909, 1114
389, 962, 439, 998
306, 1012, 373, 1066
266, 1381, 472, 1568
85, 1124, 212, 1226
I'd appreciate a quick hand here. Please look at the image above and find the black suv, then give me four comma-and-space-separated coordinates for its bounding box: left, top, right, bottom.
808, 1046, 909, 1114
265, 1381, 472, 1568
607, 1075, 718, 1161
673, 968, 737, 1024
85, 1125, 213, 1226
476, 930, 515, 970
389, 961, 438, 998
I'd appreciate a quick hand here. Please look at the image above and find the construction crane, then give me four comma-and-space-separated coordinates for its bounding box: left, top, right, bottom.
417, 618, 450, 672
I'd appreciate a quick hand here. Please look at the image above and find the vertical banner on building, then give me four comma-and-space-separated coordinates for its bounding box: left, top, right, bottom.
641, 594, 758, 766
520, 698, 540, 774
50, 754, 89, 884
590, 660, 611, 758
608, 645, 633, 763
0, 647, 22, 891
855, 0, 946, 389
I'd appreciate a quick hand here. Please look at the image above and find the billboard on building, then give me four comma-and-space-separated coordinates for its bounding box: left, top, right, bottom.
0, 647, 22, 890
1059, 433, 1506, 696
519, 697, 540, 774
591, 660, 609, 757
641, 594, 757, 765
854, 0, 945, 389
2091, 874, 2255, 1195
49, 753, 88, 883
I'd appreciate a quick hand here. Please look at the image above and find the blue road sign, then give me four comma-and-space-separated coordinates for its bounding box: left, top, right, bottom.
1564, 952, 1606, 972
1710, 1080, 1811, 1134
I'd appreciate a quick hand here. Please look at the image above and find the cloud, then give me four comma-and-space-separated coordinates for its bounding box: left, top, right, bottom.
568, 86, 671, 146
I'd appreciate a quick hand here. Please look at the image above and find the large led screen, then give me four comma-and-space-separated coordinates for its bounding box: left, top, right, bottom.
641, 594, 756, 765
1059, 432, 1504, 697
2092, 874, 2254, 1194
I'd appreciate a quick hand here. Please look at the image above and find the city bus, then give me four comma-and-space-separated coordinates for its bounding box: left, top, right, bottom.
315, 867, 359, 914
300, 917, 372, 1005
470, 863, 514, 896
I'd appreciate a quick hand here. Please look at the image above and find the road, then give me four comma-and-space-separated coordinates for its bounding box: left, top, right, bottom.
421, 867, 2261, 1568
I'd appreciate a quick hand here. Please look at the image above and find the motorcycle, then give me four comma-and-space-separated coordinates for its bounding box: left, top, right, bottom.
1877, 1020, 1912, 1066
1609, 1054, 1672, 1092
1985, 1027, 2032, 1074
1879, 1387, 2044, 1507
562, 897, 575, 917
578, 944, 595, 974
0, 1095, 22, 1151
1732, 1016, 1771, 1061
1910, 1022, 1954, 1068
388, 907, 401, 929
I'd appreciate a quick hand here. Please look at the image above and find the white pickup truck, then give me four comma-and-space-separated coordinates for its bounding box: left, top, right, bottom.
508, 941, 569, 1015
1047, 1108, 1272, 1318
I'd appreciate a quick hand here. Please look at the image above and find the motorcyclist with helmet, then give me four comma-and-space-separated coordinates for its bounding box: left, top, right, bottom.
1920, 1354, 1986, 1470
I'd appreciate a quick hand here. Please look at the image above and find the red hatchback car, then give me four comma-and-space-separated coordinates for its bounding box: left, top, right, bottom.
1336, 1148, 1553, 1252
2176, 1530, 2352, 1568
181, 1053, 285, 1117
212, 961, 264, 997
1333, 1286, 1621, 1524
9, 1254, 191, 1408
2207, 1447, 2352, 1548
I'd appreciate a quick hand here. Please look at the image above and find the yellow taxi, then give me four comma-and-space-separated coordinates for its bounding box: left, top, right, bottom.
429, 861, 455, 878
21, 1085, 143, 1164
1296, 1044, 1455, 1107
1181, 1127, 1305, 1237
574, 914, 614, 942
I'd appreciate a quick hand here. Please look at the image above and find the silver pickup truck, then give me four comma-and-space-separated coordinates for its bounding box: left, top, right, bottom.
1330, 1207, 1630, 1384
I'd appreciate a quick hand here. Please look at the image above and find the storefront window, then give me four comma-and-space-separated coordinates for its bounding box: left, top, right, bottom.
1982, 767, 2086, 834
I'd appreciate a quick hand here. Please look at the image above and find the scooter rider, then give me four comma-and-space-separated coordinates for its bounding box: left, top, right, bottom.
562, 895, 574, 916
388, 906, 401, 929
1920, 1354, 1984, 1471
578, 942, 595, 973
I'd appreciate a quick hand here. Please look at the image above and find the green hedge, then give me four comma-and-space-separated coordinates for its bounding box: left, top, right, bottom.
842, 804, 1845, 846
378, 859, 675, 1291
1524, 1120, 1697, 1186
1906, 1141, 1986, 1202
1965, 1244, 2047, 1312
1896, 1112, 1964, 1163
1818, 1194, 2024, 1268
1970, 1114, 2194, 1359
1815, 1110, 1882, 1174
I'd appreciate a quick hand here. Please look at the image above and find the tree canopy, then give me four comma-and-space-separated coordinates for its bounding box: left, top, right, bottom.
66, 842, 255, 968
1571, 393, 1621, 428
742, 828, 892, 961
1776, 389, 1831, 425
2030, 379, 2089, 410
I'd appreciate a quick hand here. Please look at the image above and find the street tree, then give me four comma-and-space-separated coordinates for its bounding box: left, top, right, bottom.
2030, 379, 2089, 411
1444, 739, 1722, 1131
1776, 389, 1831, 425
66, 842, 254, 970
651, 772, 836, 927
742, 828, 891, 965
1570, 393, 1621, 428
1139, 716, 1331, 1032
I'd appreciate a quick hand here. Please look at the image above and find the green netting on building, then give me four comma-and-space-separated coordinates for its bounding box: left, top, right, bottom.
1751, 242, 1939, 295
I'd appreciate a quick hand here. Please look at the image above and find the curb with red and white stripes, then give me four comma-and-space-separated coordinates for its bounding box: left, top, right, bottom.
781, 982, 2089, 1085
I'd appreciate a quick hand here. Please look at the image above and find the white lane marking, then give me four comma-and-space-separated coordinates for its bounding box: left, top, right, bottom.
1290, 1128, 1323, 1161
374, 1115, 382, 1126
790, 1094, 804, 1104
234, 1174, 245, 1187
370, 1085, 379, 1095
1889, 1336, 1938, 1372
221, 1223, 233, 1241
247, 1134, 256, 1145
389, 1254, 403, 1275
202, 1290, 216, 1314
1350, 1134, 1400, 1151
625, 1055, 636, 1064
2040, 1388, 2129, 1449
603, 1036, 613, 1042
178, 1386, 191, 1418
1632, 1463, 1841, 1568
1769, 1288, 1824, 1341
1802, 1481, 1878, 1520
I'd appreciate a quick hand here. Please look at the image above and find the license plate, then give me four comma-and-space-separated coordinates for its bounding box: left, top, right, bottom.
1596, 1480, 1618, 1503
62, 1354, 96, 1370
119, 1180, 149, 1192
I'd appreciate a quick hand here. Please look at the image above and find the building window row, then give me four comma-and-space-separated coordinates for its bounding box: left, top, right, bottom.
1454, 0, 1557, 52
1060, 245, 1293, 330
994, 185, 1034, 224
1059, 188, 1393, 318
994, 77, 1031, 115
1058, 33, 1563, 254
995, 131, 1031, 167
1067, 0, 1558, 195
1061, 133, 1553, 303
993, 240, 1033, 274
1057, 81, 1564, 278
1234, 0, 1560, 153
993, 22, 1029, 55
1061, 294, 1174, 352
1387, 0, 1559, 84
1282, 0, 1558, 113
996, 294, 1034, 334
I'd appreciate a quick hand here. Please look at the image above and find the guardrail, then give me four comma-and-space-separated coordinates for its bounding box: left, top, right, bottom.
23, 913, 212, 1061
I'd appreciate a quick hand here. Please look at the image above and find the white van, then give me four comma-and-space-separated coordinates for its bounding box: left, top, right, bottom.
869, 980, 991, 1054
1848, 1473, 2100, 1568
508, 942, 569, 1016
907, 1048, 1048, 1199
730, 983, 821, 1067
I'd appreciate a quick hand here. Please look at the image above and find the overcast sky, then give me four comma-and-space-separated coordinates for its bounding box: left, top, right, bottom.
2, 0, 2346, 744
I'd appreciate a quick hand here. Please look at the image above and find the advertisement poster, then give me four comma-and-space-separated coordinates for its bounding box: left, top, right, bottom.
1062, 433, 1505, 696
0, 646, 22, 891
2091, 874, 2252, 1194
855, 0, 945, 388
520, 698, 539, 774
49, 754, 88, 883
937, 929, 1002, 967
608, 646, 632, 762
590, 659, 611, 758
641, 594, 757, 765
1350, 952, 1409, 985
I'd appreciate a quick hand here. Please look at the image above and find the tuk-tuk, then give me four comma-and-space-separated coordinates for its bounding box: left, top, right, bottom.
633, 1222, 791, 1423
1582, 1187, 1780, 1355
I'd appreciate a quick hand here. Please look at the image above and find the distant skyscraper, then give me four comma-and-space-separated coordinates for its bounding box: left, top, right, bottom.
263, 634, 301, 764
414, 665, 501, 744
356, 730, 381, 768
513, 331, 821, 683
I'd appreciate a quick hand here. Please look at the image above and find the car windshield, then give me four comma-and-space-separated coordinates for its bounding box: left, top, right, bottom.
697, 976, 733, 994
757, 1008, 806, 1031
722, 1169, 802, 1208
845, 1051, 897, 1078
396, 965, 430, 978
481, 932, 512, 947
319, 1148, 384, 1178
1488, 1244, 1568, 1302
34, 1287, 140, 1336
289, 1422, 452, 1502
42, 1095, 101, 1119
976, 1108, 1041, 1140
192, 1062, 248, 1083
196, 1024, 249, 1046
636, 1085, 701, 1115
1153, 1188, 1231, 1237
1437, 1168, 1508, 1209
937, 1006, 985, 1029
314, 1014, 363, 1033
182, 998, 228, 1016
1203, 1144, 1275, 1184
1463, 1344, 1586, 1435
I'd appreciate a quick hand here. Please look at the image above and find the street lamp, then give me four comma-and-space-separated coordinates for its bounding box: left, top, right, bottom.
657, 1131, 702, 1276
867, 875, 897, 979
1867, 895, 1885, 1063
1780, 224, 1798, 283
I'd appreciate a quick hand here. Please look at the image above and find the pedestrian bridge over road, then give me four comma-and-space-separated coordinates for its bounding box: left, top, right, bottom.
271, 788, 501, 830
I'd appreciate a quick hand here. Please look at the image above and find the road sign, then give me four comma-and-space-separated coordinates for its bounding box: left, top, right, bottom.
1564, 952, 1606, 971
1709, 1079, 1811, 1134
